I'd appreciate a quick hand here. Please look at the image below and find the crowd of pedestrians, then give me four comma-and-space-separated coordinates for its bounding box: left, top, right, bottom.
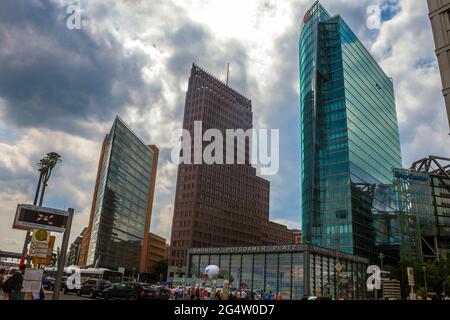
168, 286, 283, 300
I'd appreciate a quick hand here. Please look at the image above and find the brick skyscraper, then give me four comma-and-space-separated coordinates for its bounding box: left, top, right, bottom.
169, 64, 294, 277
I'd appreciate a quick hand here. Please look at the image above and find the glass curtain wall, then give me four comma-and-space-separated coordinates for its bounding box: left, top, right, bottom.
86, 117, 154, 271
300, 2, 402, 260
187, 249, 368, 299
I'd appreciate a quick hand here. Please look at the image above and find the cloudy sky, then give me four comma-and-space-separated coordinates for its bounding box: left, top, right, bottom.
0, 0, 448, 253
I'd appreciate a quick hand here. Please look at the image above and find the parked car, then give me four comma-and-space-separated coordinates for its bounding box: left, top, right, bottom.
156, 286, 170, 300
143, 285, 160, 300
42, 277, 55, 291
77, 279, 111, 298
102, 282, 158, 300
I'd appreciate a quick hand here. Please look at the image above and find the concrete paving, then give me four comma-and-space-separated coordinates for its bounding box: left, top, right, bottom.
44, 290, 96, 300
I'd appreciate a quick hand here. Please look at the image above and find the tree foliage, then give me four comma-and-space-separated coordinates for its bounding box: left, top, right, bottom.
386, 256, 450, 298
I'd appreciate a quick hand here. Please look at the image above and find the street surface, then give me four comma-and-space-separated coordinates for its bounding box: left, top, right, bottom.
44, 290, 94, 300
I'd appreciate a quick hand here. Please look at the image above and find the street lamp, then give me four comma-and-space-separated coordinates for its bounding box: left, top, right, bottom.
37, 152, 62, 206
423, 266, 428, 299
379, 253, 384, 271
279, 271, 284, 297
21, 152, 62, 259
176, 261, 183, 280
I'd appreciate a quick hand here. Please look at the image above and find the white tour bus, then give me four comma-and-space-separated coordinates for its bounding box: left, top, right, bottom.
44, 265, 123, 292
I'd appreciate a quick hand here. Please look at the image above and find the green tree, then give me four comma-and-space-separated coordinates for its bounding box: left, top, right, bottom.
443, 275, 450, 295
416, 287, 427, 299
386, 257, 450, 298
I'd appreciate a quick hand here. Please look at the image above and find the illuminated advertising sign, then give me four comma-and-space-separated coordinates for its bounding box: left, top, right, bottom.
13, 204, 69, 233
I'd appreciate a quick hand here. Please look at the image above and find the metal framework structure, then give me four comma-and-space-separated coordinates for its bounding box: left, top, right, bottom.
393, 168, 436, 262
410, 156, 450, 261
411, 155, 450, 178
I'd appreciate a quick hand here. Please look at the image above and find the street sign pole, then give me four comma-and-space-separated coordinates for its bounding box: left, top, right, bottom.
52, 208, 74, 300
21, 152, 61, 263
21, 174, 42, 262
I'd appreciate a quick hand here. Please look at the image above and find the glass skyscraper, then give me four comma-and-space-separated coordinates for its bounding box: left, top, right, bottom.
299, 2, 402, 259
85, 117, 159, 274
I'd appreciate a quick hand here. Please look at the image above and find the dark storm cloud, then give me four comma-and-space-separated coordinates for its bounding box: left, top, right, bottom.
0, 0, 256, 141
166, 24, 207, 77
0, 0, 160, 137
166, 23, 252, 97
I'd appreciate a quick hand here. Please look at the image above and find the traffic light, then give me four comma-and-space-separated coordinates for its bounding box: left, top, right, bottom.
51, 253, 58, 267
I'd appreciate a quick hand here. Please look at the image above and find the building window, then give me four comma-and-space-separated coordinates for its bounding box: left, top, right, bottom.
265, 254, 278, 295
279, 253, 292, 299
230, 254, 242, 286
241, 255, 253, 290
292, 253, 304, 299
447, 10, 450, 30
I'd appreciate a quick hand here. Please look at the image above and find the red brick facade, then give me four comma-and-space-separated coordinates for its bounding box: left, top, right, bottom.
169, 64, 295, 271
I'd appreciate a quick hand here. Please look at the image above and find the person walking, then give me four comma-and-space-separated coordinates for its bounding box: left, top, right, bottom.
10, 264, 26, 300
0, 267, 6, 300
2, 268, 16, 300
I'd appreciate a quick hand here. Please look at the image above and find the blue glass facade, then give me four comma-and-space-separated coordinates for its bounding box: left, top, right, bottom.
86, 117, 157, 272
299, 2, 402, 259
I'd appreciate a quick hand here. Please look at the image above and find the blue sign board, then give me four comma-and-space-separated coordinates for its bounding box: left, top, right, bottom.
394, 171, 428, 182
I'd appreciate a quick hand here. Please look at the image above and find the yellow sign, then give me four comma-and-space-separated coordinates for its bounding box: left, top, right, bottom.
335, 263, 343, 272
34, 229, 48, 242
31, 229, 49, 244
407, 267, 415, 286
407, 267, 414, 277
32, 236, 55, 266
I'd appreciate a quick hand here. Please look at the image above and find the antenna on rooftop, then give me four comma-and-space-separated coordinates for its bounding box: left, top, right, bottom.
226, 62, 230, 86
